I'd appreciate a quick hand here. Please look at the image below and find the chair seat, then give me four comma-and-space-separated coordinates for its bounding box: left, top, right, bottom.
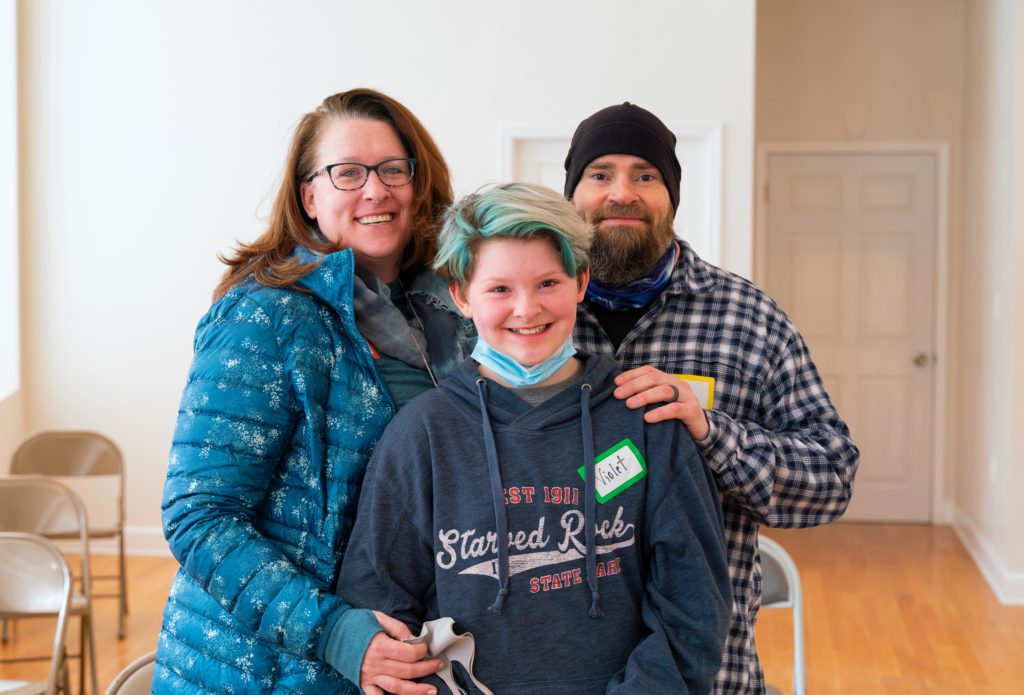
0, 491, 95, 695
761, 552, 790, 605
0, 680, 47, 695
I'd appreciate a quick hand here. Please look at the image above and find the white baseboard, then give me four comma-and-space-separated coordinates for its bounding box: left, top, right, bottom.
125, 525, 172, 556
952, 507, 1024, 605
53, 524, 172, 557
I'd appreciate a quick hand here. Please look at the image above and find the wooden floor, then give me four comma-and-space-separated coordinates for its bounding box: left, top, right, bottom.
759, 524, 1024, 694
2, 524, 1024, 693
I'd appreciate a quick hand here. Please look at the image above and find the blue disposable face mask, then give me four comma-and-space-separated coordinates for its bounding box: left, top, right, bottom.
471, 335, 577, 388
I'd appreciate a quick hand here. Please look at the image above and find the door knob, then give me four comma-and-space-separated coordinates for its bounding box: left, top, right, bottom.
913, 353, 929, 367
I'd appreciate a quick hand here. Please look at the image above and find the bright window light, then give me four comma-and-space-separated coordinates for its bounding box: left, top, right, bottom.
0, 0, 19, 401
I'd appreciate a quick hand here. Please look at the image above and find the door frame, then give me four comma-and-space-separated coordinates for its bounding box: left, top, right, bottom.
755, 141, 951, 523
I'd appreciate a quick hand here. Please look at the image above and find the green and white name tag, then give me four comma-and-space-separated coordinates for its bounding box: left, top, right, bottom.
577, 438, 647, 503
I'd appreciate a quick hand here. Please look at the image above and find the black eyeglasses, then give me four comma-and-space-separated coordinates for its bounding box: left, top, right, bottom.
306, 158, 417, 191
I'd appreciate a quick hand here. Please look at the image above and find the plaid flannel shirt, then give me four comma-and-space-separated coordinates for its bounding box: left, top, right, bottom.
574, 240, 859, 694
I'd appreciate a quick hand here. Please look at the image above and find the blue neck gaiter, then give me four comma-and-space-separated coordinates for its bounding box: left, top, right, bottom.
585, 242, 678, 311
471, 335, 577, 388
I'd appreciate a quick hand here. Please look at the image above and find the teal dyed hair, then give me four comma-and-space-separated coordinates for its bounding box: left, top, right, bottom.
434, 182, 592, 287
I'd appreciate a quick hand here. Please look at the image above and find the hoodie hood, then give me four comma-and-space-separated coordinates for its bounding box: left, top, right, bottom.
444, 351, 619, 618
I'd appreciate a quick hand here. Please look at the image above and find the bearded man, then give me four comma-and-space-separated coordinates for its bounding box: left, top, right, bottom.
566, 102, 859, 695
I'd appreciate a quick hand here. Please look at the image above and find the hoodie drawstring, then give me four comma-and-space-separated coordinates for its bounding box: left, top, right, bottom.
473, 376, 602, 619
580, 383, 603, 618
476, 378, 511, 615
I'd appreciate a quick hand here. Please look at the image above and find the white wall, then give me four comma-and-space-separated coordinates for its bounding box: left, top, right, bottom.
956, 0, 1024, 602
755, 0, 965, 517
17, 0, 756, 553
1013, 0, 1024, 576
756, 0, 965, 142
756, 0, 1024, 603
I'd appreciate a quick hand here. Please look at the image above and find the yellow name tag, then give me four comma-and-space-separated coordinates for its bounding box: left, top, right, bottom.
673, 374, 715, 410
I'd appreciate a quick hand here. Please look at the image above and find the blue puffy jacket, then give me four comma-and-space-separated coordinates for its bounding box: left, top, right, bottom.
156, 248, 411, 693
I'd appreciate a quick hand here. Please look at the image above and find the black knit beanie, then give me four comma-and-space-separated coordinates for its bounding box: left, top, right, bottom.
563, 102, 681, 210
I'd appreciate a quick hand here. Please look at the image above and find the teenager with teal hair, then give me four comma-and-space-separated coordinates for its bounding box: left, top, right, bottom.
339, 182, 731, 694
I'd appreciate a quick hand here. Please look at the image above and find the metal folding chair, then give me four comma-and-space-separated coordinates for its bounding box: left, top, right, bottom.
0, 478, 99, 695
0, 532, 73, 695
102, 651, 155, 695
760, 535, 806, 695
11, 431, 128, 639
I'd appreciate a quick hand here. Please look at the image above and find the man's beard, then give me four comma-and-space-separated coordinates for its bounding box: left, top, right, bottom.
586, 203, 677, 286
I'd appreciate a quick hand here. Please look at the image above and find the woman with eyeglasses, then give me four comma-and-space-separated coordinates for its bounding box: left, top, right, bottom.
155, 89, 473, 695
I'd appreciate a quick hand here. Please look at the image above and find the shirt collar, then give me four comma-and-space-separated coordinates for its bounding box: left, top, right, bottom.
664, 239, 716, 298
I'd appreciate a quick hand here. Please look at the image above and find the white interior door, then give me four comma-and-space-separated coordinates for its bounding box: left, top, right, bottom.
765, 152, 937, 522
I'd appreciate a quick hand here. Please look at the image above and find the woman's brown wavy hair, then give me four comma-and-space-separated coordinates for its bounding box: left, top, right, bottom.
213, 88, 453, 300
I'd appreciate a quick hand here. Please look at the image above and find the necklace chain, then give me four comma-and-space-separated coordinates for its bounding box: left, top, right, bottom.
397, 277, 439, 388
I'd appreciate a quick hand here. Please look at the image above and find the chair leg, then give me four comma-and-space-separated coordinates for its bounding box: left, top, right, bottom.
118, 529, 128, 639
60, 643, 71, 695
793, 601, 806, 695
1, 617, 8, 643
85, 613, 98, 695
79, 618, 86, 695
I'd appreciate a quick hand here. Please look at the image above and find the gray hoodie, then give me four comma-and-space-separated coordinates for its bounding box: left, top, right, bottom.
338, 352, 730, 694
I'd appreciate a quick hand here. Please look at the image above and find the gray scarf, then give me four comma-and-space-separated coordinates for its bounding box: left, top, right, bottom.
352, 266, 431, 370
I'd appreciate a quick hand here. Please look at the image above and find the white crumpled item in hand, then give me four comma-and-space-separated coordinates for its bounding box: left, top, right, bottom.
403, 617, 494, 695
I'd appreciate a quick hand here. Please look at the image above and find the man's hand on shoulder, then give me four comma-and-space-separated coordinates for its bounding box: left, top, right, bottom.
613, 365, 710, 441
